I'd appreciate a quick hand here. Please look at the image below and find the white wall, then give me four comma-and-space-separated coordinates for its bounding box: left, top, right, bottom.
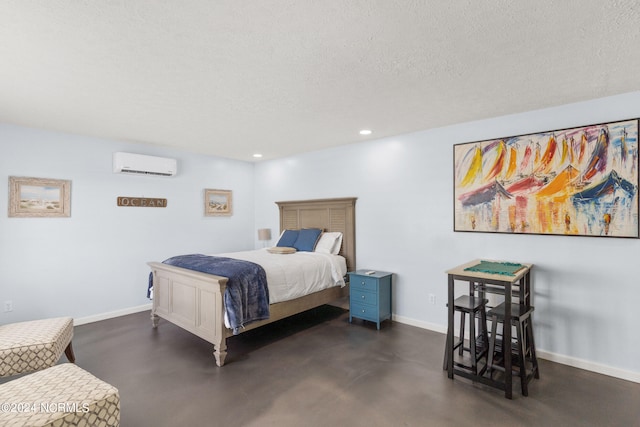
2, 92, 638, 381
254, 91, 640, 381
0, 124, 255, 323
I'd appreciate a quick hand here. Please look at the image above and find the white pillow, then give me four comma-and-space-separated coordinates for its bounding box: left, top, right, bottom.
314, 232, 343, 255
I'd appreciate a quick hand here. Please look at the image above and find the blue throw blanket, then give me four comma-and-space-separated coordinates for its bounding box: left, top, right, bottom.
148, 254, 269, 335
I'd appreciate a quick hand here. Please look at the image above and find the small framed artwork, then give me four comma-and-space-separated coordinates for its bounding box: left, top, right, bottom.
9, 176, 71, 218
204, 189, 232, 216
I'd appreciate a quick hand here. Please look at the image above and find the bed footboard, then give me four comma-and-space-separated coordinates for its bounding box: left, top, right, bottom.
148, 262, 230, 366
148, 263, 350, 367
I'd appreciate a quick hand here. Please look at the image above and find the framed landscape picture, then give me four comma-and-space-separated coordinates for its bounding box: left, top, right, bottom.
453, 118, 639, 238
204, 189, 232, 216
9, 176, 71, 218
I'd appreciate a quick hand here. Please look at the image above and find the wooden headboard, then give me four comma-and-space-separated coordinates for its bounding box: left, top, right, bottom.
275, 197, 357, 272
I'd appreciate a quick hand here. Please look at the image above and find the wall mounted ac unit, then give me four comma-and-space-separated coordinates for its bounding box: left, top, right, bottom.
113, 152, 177, 177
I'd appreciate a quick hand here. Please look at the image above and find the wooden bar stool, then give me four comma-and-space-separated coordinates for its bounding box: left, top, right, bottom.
487, 302, 540, 396
443, 295, 489, 375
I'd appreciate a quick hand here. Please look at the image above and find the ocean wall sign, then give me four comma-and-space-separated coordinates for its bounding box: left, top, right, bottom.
117, 197, 167, 207
453, 118, 639, 238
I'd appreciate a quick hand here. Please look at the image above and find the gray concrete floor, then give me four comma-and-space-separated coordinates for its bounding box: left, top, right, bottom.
54, 306, 640, 426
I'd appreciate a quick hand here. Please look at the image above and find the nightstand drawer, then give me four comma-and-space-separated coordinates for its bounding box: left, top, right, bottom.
350, 302, 379, 322
350, 289, 377, 306
352, 276, 378, 292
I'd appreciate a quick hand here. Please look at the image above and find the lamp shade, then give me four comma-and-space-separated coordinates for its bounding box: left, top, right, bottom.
258, 228, 271, 241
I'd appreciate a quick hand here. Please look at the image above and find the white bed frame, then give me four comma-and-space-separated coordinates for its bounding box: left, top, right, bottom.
148, 197, 356, 366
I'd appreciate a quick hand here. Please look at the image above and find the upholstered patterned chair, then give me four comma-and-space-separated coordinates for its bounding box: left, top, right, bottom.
0, 317, 75, 377
0, 363, 120, 426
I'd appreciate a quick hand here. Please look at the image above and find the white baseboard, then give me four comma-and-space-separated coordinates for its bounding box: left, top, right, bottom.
74, 303, 152, 326
536, 349, 640, 384
392, 315, 640, 384
392, 314, 447, 334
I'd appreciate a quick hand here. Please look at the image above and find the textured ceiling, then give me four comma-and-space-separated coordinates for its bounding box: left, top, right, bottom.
1, 1, 639, 161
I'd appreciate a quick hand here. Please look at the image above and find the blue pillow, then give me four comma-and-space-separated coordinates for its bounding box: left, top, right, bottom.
293, 228, 323, 252
276, 229, 299, 247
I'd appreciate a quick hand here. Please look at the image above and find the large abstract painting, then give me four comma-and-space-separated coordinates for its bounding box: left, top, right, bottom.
454, 119, 639, 238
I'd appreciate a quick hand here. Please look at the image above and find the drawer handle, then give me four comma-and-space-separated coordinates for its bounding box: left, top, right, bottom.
361, 295, 366, 299
361, 281, 365, 285
361, 309, 366, 313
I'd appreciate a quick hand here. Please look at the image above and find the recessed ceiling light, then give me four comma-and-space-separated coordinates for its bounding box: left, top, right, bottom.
359, 129, 372, 135
253, 153, 263, 158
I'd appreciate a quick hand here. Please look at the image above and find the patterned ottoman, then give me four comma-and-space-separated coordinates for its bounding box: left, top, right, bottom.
0, 317, 75, 377
0, 363, 120, 426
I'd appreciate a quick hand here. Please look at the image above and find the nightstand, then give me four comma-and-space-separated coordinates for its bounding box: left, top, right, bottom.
348, 270, 393, 329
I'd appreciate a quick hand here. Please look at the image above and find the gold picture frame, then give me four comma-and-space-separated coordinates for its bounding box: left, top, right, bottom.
204, 189, 232, 216
9, 176, 71, 218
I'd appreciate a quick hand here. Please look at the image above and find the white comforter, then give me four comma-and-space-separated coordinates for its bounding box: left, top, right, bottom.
216, 248, 347, 304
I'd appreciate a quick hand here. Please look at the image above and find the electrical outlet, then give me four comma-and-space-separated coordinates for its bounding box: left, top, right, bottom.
428, 294, 436, 305
4, 300, 13, 312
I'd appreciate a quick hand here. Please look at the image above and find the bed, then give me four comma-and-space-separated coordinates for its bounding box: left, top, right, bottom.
148, 197, 356, 366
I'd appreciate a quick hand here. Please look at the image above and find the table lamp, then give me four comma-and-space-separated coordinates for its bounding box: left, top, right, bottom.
258, 228, 271, 247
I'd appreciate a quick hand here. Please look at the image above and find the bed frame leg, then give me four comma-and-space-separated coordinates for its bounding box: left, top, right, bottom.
151, 312, 159, 328
214, 339, 227, 367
